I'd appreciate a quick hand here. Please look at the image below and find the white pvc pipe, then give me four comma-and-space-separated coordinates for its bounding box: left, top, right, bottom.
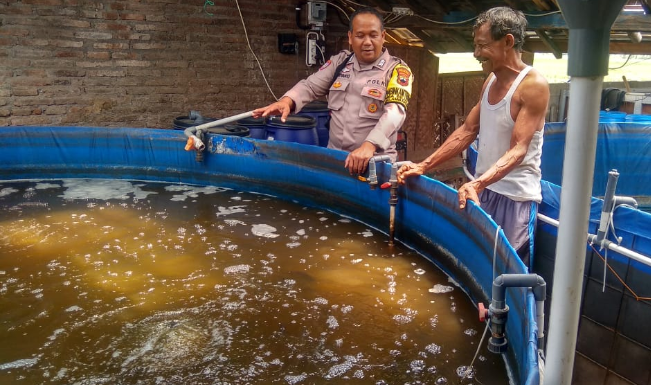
544, 76, 603, 385
193, 111, 254, 131
538, 213, 651, 268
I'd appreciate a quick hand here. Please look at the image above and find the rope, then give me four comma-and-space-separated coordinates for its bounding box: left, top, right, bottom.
590, 243, 651, 302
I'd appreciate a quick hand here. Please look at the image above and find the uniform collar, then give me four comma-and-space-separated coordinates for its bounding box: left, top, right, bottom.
355, 48, 390, 71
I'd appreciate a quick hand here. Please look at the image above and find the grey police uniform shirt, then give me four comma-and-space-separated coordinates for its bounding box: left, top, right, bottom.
283, 48, 413, 161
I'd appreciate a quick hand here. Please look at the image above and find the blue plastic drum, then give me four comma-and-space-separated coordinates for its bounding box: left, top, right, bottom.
265, 115, 318, 146
297, 101, 330, 147
236, 116, 266, 139
599, 111, 627, 123
624, 114, 651, 122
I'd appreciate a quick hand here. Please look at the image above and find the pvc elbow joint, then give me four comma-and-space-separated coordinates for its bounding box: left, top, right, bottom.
185, 135, 205, 151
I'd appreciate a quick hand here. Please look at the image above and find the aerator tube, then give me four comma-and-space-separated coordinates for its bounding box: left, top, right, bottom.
386, 161, 410, 246
480, 274, 547, 354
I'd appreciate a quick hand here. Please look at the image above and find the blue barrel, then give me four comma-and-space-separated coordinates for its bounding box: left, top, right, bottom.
624, 114, 651, 122
236, 116, 266, 139
265, 115, 318, 145
206, 124, 250, 137
297, 101, 330, 147
173, 111, 215, 130
599, 111, 627, 123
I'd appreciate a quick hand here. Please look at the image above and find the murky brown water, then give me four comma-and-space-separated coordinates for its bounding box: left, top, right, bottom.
0, 179, 509, 385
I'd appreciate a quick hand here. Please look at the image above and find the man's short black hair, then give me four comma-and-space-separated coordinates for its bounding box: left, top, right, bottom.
349, 7, 384, 32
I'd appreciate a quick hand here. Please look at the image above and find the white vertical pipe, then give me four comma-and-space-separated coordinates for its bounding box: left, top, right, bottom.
544, 76, 603, 384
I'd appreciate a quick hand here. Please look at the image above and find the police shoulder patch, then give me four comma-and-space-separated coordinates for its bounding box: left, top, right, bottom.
385, 63, 413, 109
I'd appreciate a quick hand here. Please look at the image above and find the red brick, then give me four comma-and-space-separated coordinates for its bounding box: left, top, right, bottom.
54, 69, 86, 77
86, 51, 110, 60
10, 115, 53, 126
22, 0, 63, 5
12, 87, 39, 96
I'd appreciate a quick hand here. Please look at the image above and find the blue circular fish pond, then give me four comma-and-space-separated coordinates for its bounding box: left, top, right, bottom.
0, 126, 540, 384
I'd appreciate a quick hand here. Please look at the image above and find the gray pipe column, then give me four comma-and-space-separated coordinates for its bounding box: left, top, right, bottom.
546, 1, 627, 384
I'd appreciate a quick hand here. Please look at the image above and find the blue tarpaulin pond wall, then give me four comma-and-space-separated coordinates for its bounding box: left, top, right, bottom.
0, 126, 541, 384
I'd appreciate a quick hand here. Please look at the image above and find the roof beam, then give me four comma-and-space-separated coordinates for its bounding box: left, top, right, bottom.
387, 12, 651, 32
409, 28, 448, 53
535, 29, 563, 58
442, 29, 474, 51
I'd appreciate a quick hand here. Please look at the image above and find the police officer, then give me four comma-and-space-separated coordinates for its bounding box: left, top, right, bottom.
253, 7, 413, 175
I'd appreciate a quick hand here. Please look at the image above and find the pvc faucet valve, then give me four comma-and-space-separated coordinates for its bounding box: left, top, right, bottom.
478, 302, 489, 322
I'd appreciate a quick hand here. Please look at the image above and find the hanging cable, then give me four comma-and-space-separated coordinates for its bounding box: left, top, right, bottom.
233, 0, 278, 100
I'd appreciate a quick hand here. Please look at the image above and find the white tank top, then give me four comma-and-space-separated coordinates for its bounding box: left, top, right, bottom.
475, 66, 543, 203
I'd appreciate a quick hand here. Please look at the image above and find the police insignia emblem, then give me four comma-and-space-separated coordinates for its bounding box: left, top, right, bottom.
333, 81, 342, 89
319, 60, 331, 71
397, 67, 411, 86
368, 89, 381, 98
368, 103, 378, 113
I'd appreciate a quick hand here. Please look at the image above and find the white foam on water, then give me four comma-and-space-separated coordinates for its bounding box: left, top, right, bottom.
251, 224, 279, 238
359, 230, 373, 237
286, 242, 300, 248
61, 179, 156, 201
410, 359, 426, 372
457, 365, 475, 379
414, 268, 426, 275
393, 308, 417, 325
216, 205, 247, 216
224, 219, 246, 226
0, 357, 39, 370
429, 284, 454, 294
0, 187, 19, 198
296, 229, 305, 236
223, 264, 251, 275
324, 360, 353, 379
65, 305, 83, 313
326, 315, 339, 329
464, 328, 477, 336
425, 343, 441, 355
284, 373, 307, 384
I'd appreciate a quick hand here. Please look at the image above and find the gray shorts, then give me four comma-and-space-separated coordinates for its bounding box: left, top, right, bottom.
479, 189, 537, 269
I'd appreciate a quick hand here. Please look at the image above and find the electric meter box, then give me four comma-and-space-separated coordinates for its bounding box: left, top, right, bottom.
307, 1, 327, 27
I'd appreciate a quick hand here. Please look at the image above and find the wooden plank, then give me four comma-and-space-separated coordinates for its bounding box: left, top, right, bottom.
535, 29, 563, 58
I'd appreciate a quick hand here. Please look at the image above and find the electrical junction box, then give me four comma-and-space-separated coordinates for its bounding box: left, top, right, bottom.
307, 1, 327, 28
278, 33, 297, 54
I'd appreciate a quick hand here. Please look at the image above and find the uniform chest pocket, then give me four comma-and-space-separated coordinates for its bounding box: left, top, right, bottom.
327, 79, 349, 111
359, 86, 386, 119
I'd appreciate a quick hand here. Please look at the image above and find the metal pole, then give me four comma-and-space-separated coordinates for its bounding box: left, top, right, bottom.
544, 76, 603, 384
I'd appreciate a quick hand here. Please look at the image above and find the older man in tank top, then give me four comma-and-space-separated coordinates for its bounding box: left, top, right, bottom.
253, 7, 413, 176
397, 7, 549, 269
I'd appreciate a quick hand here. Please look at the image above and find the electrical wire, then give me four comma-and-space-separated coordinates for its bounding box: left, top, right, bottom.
322, 1, 350, 21
233, 0, 278, 101
415, 13, 477, 25
610, 54, 633, 70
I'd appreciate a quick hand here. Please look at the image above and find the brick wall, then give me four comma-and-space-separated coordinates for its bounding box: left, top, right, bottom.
0, 0, 320, 128
0, 0, 441, 160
